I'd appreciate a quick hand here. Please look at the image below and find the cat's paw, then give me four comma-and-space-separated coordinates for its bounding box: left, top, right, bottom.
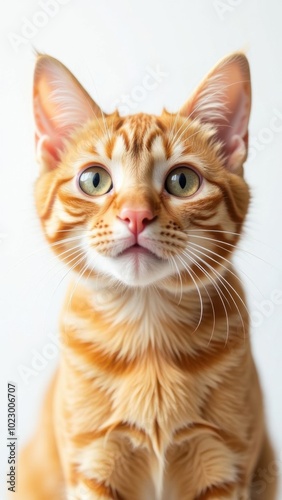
67, 482, 115, 500
195, 485, 250, 500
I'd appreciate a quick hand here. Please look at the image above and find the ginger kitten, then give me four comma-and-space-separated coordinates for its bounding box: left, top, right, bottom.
15, 53, 276, 500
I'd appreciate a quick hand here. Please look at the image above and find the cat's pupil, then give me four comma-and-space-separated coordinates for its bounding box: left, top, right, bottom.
93, 173, 100, 188
179, 173, 186, 189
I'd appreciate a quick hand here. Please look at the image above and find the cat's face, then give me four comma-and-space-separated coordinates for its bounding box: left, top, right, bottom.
33, 54, 251, 289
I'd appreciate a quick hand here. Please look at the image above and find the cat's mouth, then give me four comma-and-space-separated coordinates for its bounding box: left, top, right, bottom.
120, 243, 159, 258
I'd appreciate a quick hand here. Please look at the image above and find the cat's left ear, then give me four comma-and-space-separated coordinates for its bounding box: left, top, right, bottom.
33, 54, 104, 171
180, 53, 251, 172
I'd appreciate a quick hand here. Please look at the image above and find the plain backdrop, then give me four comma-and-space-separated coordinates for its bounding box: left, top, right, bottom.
0, 0, 282, 497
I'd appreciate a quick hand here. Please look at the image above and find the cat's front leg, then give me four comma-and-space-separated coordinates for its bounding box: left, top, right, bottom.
63, 430, 145, 500
195, 485, 250, 500
166, 433, 252, 500
63, 432, 153, 500
64, 438, 122, 500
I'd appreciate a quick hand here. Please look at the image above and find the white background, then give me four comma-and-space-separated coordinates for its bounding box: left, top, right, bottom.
0, 0, 282, 497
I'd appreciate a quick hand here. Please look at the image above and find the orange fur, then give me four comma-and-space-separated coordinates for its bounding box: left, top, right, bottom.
14, 53, 277, 499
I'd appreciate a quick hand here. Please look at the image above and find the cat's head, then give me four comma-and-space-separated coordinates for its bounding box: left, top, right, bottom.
33, 53, 251, 289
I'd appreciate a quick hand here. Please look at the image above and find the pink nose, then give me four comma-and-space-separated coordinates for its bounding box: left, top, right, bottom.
118, 208, 154, 235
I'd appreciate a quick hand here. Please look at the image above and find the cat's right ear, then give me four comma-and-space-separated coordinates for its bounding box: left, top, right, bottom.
33, 55, 103, 172
179, 53, 251, 173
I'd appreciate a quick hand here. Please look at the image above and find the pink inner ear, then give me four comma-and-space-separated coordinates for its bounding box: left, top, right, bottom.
217, 80, 250, 171
34, 86, 75, 164
220, 76, 250, 145
34, 90, 66, 159
33, 55, 104, 171
36, 134, 61, 171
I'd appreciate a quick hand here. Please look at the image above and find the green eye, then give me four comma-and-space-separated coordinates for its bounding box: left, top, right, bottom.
79, 166, 112, 196
165, 166, 200, 197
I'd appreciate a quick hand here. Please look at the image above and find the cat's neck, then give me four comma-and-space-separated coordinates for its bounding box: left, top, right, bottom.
61, 272, 245, 359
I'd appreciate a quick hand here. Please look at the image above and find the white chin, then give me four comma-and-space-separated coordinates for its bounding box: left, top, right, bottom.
89, 249, 174, 287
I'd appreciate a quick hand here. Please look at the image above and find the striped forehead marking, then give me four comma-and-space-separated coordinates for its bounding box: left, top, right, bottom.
107, 114, 170, 159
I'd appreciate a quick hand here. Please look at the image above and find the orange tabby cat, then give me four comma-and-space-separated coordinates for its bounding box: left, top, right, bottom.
15, 53, 277, 500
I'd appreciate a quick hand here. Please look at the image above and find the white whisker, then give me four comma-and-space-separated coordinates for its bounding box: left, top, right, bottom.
24, 243, 85, 296
170, 255, 183, 305
184, 247, 246, 343
176, 254, 204, 333
6, 234, 85, 273
182, 248, 230, 343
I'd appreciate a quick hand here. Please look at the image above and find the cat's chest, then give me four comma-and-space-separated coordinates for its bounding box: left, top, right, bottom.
63, 284, 234, 440
74, 345, 213, 464
108, 354, 200, 428
63, 287, 225, 441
